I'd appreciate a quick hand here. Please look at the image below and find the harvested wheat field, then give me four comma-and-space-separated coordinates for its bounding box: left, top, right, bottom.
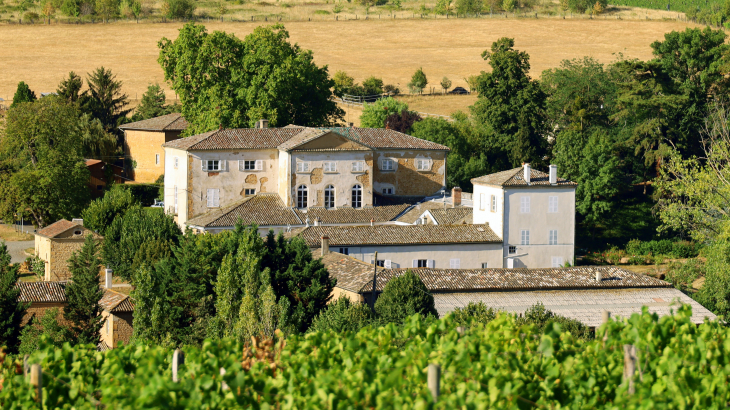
0, 18, 698, 114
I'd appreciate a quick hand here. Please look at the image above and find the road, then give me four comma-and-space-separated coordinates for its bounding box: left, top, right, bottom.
6, 240, 34, 264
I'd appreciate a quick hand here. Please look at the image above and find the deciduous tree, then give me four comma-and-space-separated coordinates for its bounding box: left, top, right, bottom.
408, 67, 428, 94
374, 270, 437, 324
359, 97, 410, 128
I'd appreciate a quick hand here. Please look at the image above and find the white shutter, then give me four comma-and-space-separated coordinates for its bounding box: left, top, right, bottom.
221, 160, 227, 171
255, 160, 263, 171
202, 160, 207, 171
507, 258, 514, 269
412, 260, 418, 268
215, 189, 221, 207
384, 260, 392, 269
450, 259, 460, 269
207, 189, 214, 207
238, 160, 244, 171
427, 260, 435, 268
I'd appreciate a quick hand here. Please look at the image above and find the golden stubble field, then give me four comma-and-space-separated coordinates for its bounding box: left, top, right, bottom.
0, 18, 698, 115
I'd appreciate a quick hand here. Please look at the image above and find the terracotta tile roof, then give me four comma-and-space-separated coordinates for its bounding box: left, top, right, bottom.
321, 252, 376, 293
16, 281, 66, 303
119, 113, 188, 131
373, 193, 425, 207
427, 208, 473, 225
292, 224, 502, 247
187, 194, 301, 228
294, 204, 410, 225
35, 220, 80, 239
99, 289, 135, 313
471, 167, 577, 187
361, 266, 670, 293
162, 126, 449, 152
163, 128, 306, 151
85, 159, 103, 166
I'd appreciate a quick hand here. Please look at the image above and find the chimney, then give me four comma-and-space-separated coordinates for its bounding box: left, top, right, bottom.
452, 187, 462, 207
370, 218, 374, 227
257, 119, 269, 129
549, 164, 558, 185
596, 271, 603, 282
523, 163, 531, 185
72, 218, 83, 226
104, 268, 113, 289
321, 236, 329, 256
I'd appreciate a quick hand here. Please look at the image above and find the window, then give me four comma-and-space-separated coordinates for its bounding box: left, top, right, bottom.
174, 157, 179, 169
416, 158, 431, 171
521, 230, 530, 245
207, 189, 220, 207
324, 185, 335, 209
548, 196, 558, 213
381, 158, 395, 171
382, 187, 394, 195
245, 188, 256, 196
96, 185, 103, 191
173, 185, 178, 213
508, 246, 517, 254
296, 161, 310, 173
297, 185, 308, 208
323, 161, 337, 173
338, 247, 349, 255
549, 230, 558, 245
203, 160, 222, 171
74, 230, 82, 235
479, 193, 486, 210
552, 256, 564, 268
352, 184, 362, 209
351, 161, 364, 172
155, 154, 160, 165
375, 260, 385, 267
520, 196, 530, 213
413, 259, 431, 268
481, 262, 489, 269
491, 195, 497, 212
417, 259, 428, 267
449, 259, 461, 269
240, 160, 263, 171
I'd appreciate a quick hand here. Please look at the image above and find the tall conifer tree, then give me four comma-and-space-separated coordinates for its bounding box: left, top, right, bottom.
0, 241, 27, 353
65, 235, 105, 345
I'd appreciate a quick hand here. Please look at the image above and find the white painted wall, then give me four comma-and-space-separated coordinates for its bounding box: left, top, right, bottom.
337, 243, 503, 269
163, 147, 189, 228
472, 184, 504, 238
503, 187, 576, 268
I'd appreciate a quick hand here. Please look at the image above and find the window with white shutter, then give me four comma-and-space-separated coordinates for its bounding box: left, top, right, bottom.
520, 196, 530, 213
240, 160, 262, 171
549, 230, 558, 245
491, 195, 497, 212
449, 259, 460, 269
296, 161, 310, 173
414, 259, 428, 268
323, 161, 337, 173
380, 158, 395, 171
481, 262, 489, 268
552, 257, 564, 268
479, 193, 486, 210
548, 196, 558, 213
206, 189, 220, 207
521, 230, 530, 245
255, 160, 263, 171
384, 260, 392, 269
427, 260, 435, 268
203, 160, 222, 172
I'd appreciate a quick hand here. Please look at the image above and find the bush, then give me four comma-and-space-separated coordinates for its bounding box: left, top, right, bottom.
665, 259, 704, 293
27, 255, 45, 279
449, 302, 497, 325
163, 0, 195, 19
118, 183, 160, 207
81, 184, 137, 234
374, 270, 437, 324
625, 238, 701, 259
22, 11, 39, 22
359, 97, 410, 128
309, 297, 373, 333
627, 255, 648, 265
516, 302, 590, 340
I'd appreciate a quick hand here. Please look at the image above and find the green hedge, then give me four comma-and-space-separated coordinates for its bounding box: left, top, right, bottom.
625, 239, 701, 259
117, 184, 161, 207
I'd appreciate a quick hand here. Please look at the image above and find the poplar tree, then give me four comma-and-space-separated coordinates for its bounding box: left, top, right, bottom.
10, 81, 36, 108
64, 235, 105, 346
0, 241, 27, 353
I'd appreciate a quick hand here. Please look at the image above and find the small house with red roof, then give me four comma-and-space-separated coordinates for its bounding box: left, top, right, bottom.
34, 219, 103, 281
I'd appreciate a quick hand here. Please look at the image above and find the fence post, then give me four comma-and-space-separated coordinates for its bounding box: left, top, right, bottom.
30, 364, 42, 408
172, 349, 184, 382
23, 354, 29, 377
427, 364, 440, 401
602, 310, 610, 324
220, 367, 229, 390
456, 326, 465, 335
623, 344, 637, 395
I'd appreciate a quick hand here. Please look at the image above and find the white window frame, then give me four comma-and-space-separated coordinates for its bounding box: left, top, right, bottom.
549, 229, 558, 245
490, 195, 497, 212
416, 158, 432, 171
240, 160, 263, 171
296, 161, 310, 173
297, 185, 308, 208
521, 230, 530, 245
206, 188, 220, 208
548, 196, 558, 213
520, 196, 530, 213
351, 161, 365, 173
380, 158, 395, 171
338, 247, 349, 255
449, 258, 460, 269
173, 157, 179, 169
552, 256, 564, 268
352, 184, 362, 209
244, 188, 256, 196
203, 159, 223, 172
323, 161, 337, 173
155, 154, 160, 165
324, 185, 335, 209
481, 262, 489, 269
479, 193, 486, 211
414, 259, 428, 268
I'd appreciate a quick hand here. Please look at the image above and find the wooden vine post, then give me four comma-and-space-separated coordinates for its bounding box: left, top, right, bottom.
623, 344, 637, 395
172, 349, 185, 383
30, 364, 43, 408
427, 364, 440, 401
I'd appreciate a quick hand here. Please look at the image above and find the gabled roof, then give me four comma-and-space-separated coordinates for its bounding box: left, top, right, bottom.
321, 252, 375, 293
162, 126, 450, 152
99, 289, 135, 313
292, 224, 502, 248
16, 281, 66, 303
119, 113, 188, 131
294, 204, 410, 225
471, 167, 576, 187
187, 194, 301, 228
425, 208, 473, 225
35, 220, 82, 239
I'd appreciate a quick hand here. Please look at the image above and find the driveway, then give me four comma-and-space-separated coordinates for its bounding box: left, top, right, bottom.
6, 240, 34, 264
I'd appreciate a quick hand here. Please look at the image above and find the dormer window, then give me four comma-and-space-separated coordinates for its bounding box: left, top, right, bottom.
74, 230, 82, 235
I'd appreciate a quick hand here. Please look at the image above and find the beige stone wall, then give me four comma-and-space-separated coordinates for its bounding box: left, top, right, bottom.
372, 151, 446, 197
124, 130, 181, 183
48, 240, 85, 281
102, 311, 134, 349
22, 303, 67, 326
331, 287, 364, 303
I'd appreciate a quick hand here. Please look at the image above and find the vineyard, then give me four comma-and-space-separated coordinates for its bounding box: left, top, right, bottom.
1, 305, 729, 408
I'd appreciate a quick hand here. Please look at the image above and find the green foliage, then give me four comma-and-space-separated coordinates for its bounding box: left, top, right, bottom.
28, 255, 45, 279
434, 0, 453, 14
374, 270, 437, 324
162, 0, 195, 19
64, 235, 105, 346
361, 76, 384, 95
158, 23, 344, 135
456, 0, 482, 14
624, 238, 701, 258
0, 242, 26, 353
81, 184, 137, 234
439, 76, 452, 92
95, 0, 119, 22
10, 81, 36, 108
56, 72, 83, 103
359, 96, 409, 128
449, 301, 497, 325
332, 70, 355, 97
516, 302, 590, 340
18, 309, 71, 355
407, 67, 427, 94
118, 183, 160, 206
4, 307, 730, 408
80, 67, 131, 134
131, 83, 178, 121
308, 296, 374, 333
692, 237, 730, 317
665, 258, 705, 293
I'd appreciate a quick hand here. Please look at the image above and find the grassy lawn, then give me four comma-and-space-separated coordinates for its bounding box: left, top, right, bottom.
0, 224, 34, 241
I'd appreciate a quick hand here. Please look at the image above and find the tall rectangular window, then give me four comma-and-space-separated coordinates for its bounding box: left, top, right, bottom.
206, 189, 220, 207
548, 196, 558, 213
490, 195, 497, 212
449, 259, 460, 269
323, 161, 337, 173
155, 154, 160, 165
416, 159, 431, 171
521, 229, 530, 245
479, 193, 486, 210
381, 158, 394, 171
520, 196, 530, 213
351, 161, 364, 172
552, 257, 564, 268
173, 157, 179, 169
549, 230, 558, 245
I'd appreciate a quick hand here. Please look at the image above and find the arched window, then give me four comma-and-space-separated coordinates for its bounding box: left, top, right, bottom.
351, 184, 362, 209
297, 185, 308, 208
324, 185, 335, 209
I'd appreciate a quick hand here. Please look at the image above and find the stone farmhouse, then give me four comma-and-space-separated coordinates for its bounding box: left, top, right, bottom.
119, 113, 189, 183
321, 252, 716, 328
162, 121, 450, 230
34, 219, 103, 281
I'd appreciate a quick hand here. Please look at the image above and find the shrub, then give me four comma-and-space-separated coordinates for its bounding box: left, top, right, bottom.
383, 84, 400, 95
666, 259, 705, 293
118, 183, 160, 206
81, 184, 137, 234
309, 297, 373, 333
359, 97, 410, 128
625, 238, 642, 255
604, 246, 626, 265
374, 270, 437, 324
22, 11, 39, 22
516, 303, 590, 340
29, 256, 45, 279
449, 301, 497, 325
163, 0, 194, 19
672, 240, 701, 259
627, 255, 647, 265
